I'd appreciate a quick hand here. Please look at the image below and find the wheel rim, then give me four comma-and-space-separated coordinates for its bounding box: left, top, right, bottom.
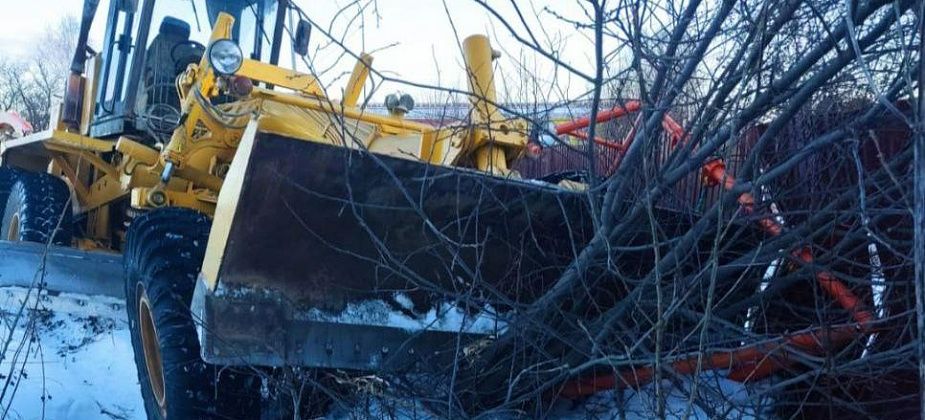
6, 212, 19, 241
138, 284, 167, 417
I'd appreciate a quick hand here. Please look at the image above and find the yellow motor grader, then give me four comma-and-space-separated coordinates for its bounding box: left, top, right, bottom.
0, 0, 593, 417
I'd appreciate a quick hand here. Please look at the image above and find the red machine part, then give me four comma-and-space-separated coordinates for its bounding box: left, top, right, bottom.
555, 113, 873, 399
0, 111, 33, 138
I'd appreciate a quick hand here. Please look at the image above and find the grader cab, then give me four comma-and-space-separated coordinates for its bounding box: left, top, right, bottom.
0, 0, 599, 417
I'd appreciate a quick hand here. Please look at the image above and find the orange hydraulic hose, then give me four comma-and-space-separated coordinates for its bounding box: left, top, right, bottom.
702, 158, 783, 236
660, 114, 686, 146
793, 247, 875, 329
555, 101, 642, 135
551, 102, 686, 175
703, 159, 871, 328
568, 130, 627, 151
559, 325, 860, 398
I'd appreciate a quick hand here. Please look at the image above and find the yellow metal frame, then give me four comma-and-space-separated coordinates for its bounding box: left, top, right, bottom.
238, 60, 324, 96
343, 54, 373, 107
0, 10, 529, 250
2, 129, 115, 154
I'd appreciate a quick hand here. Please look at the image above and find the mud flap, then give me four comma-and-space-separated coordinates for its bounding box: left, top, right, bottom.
193, 121, 594, 370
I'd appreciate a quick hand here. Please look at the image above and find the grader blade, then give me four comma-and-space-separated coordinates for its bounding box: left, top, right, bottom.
193, 127, 595, 371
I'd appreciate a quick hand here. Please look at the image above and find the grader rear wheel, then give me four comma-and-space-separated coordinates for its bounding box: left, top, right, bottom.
0, 171, 73, 245
124, 208, 260, 419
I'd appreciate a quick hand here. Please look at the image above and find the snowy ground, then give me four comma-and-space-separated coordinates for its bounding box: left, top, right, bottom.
0, 285, 771, 419
327, 375, 770, 419
0, 286, 144, 420
546, 376, 772, 419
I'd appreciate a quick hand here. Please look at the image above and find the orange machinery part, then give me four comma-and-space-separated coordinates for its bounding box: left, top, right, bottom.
568, 130, 627, 151
552, 100, 686, 153
704, 160, 872, 329
555, 101, 642, 136
559, 325, 859, 398
555, 155, 873, 399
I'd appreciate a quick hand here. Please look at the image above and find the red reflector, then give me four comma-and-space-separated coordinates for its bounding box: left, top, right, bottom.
230, 76, 254, 97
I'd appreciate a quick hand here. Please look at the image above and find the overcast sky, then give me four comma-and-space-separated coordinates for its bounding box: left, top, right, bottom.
0, 0, 598, 102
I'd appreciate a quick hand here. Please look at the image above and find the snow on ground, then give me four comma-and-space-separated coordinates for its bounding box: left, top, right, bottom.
0, 286, 144, 420
325, 376, 770, 420
547, 374, 773, 419
0, 285, 771, 419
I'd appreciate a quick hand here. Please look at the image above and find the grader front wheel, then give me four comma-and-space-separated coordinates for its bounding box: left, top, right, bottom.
124, 208, 260, 419
0, 167, 21, 218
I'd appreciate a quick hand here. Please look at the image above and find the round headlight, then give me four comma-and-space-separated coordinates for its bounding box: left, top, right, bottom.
208, 39, 243, 75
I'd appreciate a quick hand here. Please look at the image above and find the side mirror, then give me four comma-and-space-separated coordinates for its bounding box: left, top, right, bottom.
294, 20, 312, 56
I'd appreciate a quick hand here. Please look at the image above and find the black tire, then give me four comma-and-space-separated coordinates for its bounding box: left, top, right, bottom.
124, 208, 260, 419
0, 171, 73, 245
0, 166, 22, 218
